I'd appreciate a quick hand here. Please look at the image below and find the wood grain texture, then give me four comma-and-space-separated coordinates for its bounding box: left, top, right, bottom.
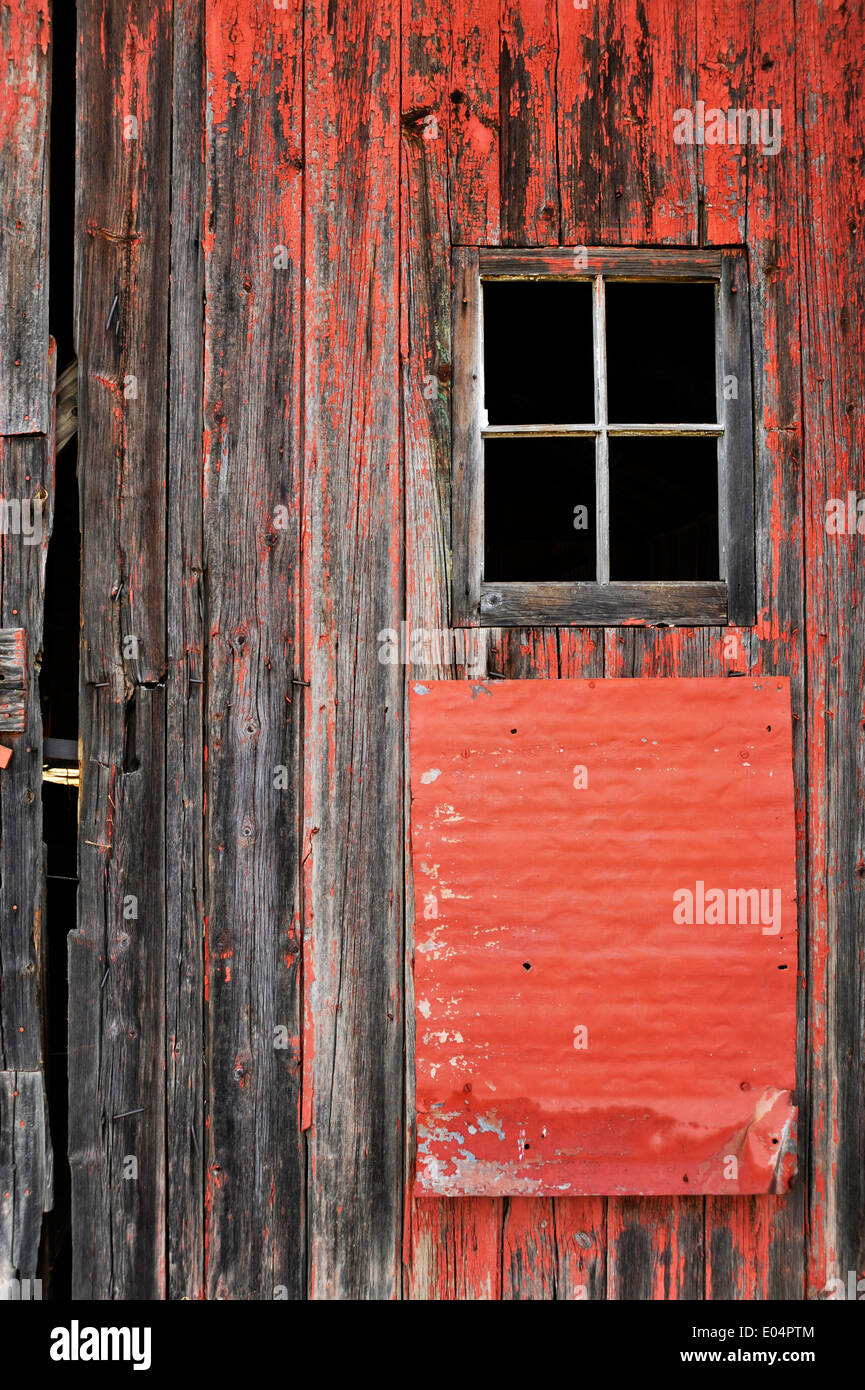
202, 0, 305, 1301
478, 247, 722, 277
500, 0, 560, 247
0, 627, 26, 732
696, 0, 750, 246
719, 250, 756, 626
402, 14, 501, 1285
71, 0, 171, 1300
302, 0, 404, 1299
448, 0, 499, 245
598, 0, 698, 245
698, 0, 806, 1301
717, 0, 807, 1301
556, 0, 601, 245
479, 581, 728, 626
0, 0, 54, 1290
796, 0, 864, 1301
0, 418, 55, 1287
55, 0, 863, 1301
451, 249, 483, 626
0, 1069, 53, 1286
166, 0, 205, 1302
0, 429, 54, 1072
0, 1, 50, 433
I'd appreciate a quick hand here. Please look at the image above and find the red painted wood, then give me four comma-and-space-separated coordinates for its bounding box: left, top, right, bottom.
796, 0, 864, 1300
410, 678, 797, 1197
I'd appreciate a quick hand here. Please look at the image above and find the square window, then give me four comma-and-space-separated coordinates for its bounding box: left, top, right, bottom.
451, 248, 755, 627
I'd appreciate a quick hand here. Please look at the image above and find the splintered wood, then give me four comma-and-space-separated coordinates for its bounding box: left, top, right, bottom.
410, 679, 797, 1197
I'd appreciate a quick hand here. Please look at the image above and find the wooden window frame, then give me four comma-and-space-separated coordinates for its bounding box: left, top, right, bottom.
451, 247, 756, 628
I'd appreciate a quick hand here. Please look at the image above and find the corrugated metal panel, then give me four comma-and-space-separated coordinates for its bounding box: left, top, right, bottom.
410, 679, 797, 1197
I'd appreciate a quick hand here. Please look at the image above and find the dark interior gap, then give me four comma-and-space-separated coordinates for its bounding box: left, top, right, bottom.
38, 0, 78, 1300
480, 279, 720, 585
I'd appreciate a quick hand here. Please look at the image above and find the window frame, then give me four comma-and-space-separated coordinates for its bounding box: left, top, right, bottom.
451, 246, 756, 628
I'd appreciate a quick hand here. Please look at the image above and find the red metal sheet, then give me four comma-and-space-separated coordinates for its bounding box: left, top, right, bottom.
409, 678, 797, 1197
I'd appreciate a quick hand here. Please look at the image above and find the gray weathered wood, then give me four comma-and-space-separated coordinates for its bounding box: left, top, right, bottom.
0, 422, 54, 1079
303, 0, 403, 1299
478, 247, 722, 278
720, 250, 756, 626
202, 0, 305, 1300
0, 1070, 53, 1286
55, 360, 78, 456
0, 3, 55, 1290
0, 628, 26, 732
70, 0, 171, 1300
451, 248, 484, 626
796, 0, 864, 1301
479, 581, 727, 626
166, 0, 205, 1302
0, 4, 50, 433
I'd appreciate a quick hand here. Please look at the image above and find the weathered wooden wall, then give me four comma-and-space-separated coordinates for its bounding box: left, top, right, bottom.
61, 0, 864, 1299
0, 0, 54, 1295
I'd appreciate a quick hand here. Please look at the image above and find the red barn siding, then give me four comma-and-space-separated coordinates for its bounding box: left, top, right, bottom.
33, 0, 860, 1299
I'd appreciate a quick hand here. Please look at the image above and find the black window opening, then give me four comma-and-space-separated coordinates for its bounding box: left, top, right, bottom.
451, 248, 755, 628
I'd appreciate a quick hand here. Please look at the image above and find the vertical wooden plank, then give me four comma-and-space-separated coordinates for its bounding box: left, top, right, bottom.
303, 0, 403, 1299
401, 1, 503, 1295
500, 0, 560, 246
490, 3, 607, 1303
556, 0, 601, 245
0, 412, 55, 1286
450, 249, 482, 626
166, 0, 205, 1301
71, 0, 171, 1300
0, 1070, 53, 1287
705, 1, 806, 1302
448, 0, 500, 245
0, 0, 50, 433
696, 0, 750, 246
598, 0, 698, 245
608, 1196, 704, 1300
0, 0, 54, 1290
720, 250, 756, 626
0, 426, 54, 1072
796, 0, 865, 1301
408, 1198, 502, 1298
202, 0, 305, 1300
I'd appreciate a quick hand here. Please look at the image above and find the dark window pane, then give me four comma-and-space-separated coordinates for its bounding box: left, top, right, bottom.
484, 438, 596, 581
609, 437, 719, 580
605, 282, 717, 423
483, 281, 594, 425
